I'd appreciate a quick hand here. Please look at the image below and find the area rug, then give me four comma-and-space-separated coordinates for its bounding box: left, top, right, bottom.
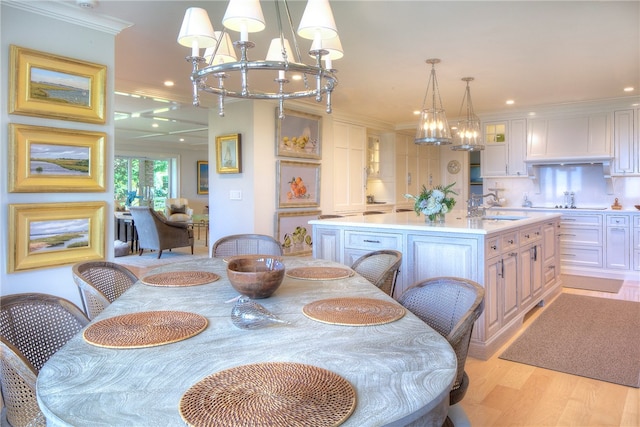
561, 274, 623, 293
500, 294, 640, 388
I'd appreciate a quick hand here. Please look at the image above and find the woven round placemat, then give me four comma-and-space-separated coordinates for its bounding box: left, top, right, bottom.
303, 298, 406, 326
141, 271, 220, 287
179, 362, 356, 427
286, 266, 354, 281
83, 311, 208, 348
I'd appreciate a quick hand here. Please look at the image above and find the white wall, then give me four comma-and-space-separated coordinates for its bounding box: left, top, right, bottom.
1, 5, 118, 307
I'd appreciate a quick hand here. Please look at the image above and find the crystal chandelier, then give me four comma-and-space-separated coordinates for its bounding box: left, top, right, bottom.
177, 0, 341, 119
451, 77, 484, 151
415, 58, 452, 145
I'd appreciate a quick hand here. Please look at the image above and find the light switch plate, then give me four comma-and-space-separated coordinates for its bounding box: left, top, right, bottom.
229, 190, 242, 200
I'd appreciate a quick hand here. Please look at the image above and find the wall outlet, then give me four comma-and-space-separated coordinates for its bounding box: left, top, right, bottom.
229, 190, 242, 200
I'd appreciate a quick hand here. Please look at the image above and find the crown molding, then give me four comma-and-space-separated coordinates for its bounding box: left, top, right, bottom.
3, 0, 131, 35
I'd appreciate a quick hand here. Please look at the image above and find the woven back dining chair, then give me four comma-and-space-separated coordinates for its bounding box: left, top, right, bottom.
397, 277, 485, 406
72, 261, 138, 320
0, 293, 89, 427
350, 250, 402, 297
212, 234, 283, 257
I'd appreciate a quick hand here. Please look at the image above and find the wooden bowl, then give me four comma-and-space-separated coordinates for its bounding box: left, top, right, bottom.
226, 257, 285, 299
635, 205, 640, 211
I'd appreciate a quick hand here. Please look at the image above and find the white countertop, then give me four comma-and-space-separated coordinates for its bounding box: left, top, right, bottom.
491, 206, 640, 214
309, 210, 562, 235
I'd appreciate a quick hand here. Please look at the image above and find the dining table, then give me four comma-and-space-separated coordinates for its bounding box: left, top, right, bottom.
37, 256, 456, 427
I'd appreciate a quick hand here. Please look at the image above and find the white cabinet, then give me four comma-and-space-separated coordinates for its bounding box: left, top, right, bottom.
559, 213, 604, 268
366, 135, 381, 179
333, 121, 366, 213
606, 214, 630, 270
613, 109, 638, 175
542, 220, 560, 288
518, 226, 543, 308
395, 133, 440, 205
526, 113, 611, 161
481, 119, 526, 177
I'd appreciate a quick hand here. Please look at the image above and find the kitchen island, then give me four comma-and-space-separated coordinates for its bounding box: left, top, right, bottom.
310, 210, 563, 359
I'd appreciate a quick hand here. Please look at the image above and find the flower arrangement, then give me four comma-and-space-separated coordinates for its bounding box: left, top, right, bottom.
404, 182, 458, 222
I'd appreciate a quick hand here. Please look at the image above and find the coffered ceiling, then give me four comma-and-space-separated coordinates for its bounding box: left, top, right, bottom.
54, 1, 640, 147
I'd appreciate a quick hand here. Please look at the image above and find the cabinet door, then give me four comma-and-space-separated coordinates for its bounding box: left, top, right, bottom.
613, 109, 636, 174
518, 245, 534, 308
606, 226, 630, 270
482, 122, 507, 176
484, 256, 502, 338
542, 221, 558, 288
502, 253, 519, 324
312, 227, 342, 262
333, 122, 366, 212
508, 119, 527, 176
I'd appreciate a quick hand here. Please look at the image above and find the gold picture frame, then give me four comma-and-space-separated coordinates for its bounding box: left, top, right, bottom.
9, 123, 106, 192
8, 202, 106, 273
197, 160, 209, 195
9, 45, 106, 124
216, 133, 242, 174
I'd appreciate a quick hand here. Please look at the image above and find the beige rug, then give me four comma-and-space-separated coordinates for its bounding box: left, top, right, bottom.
500, 294, 640, 388
561, 274, 623, 293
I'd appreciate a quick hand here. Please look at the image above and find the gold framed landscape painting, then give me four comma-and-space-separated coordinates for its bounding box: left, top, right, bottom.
9, 45, 106, 124
8, 202, 106, 273
197, 160, 209, 194
9, 124, 106, 192
216, 134, 242, 174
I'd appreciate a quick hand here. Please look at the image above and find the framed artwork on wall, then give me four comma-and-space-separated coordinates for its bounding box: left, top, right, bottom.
8, 202, 106, 273
197, 160, 209, 194
216, 134, 242, 174
276, 160, 321, 209
9, 45, 107, 124
276, 210, 320, 256
8, 123, 106, 193
276, 109, 322, 160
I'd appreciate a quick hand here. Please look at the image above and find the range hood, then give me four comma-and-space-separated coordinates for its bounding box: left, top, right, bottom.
525, 158, 613, 195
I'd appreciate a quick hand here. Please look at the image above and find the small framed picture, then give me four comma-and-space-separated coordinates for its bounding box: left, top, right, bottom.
277, 160, 321, 209
8, 202, 106, 273
197, 161, 209, 194
276, 109, 322, 159
9, 123, 106, 193
9, 45, 106, 124
276, 210, 320, 256
216, 134, 242, 174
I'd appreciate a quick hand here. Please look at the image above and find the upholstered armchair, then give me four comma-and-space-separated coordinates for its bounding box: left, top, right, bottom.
128, 206, 194, 258
164, 197, 193, 222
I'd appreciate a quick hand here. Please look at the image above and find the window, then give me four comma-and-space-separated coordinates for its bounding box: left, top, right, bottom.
114, 156, 175, 211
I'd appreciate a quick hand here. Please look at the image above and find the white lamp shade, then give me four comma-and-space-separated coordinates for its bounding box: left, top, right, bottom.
177, 7, 217, 49
310, 35, 343, 60
266, 38, 295, 62
222, 0, 266, 34
204, 31, 238, 64
297, 0, 338, 41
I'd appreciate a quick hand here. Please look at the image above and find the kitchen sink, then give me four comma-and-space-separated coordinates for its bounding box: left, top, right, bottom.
481, 215, 528, 221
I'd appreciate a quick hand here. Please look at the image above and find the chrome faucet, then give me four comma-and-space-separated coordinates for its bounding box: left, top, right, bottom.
482, 192, 501, 207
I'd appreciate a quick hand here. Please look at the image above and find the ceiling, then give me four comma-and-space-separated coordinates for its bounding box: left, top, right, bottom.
61, 0, 640, 147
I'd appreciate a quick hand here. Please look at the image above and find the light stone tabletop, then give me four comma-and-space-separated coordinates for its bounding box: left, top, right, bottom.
37, 257, 456, 427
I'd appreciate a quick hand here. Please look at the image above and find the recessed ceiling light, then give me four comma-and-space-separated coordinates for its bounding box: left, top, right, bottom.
506, 100, 515, 105
413, 110, 421, 115
164, 81, 175, 87
179, 138, 185, 142
623, 86, 634, 92
152, 123, 159, 128
291, 75, 302, 81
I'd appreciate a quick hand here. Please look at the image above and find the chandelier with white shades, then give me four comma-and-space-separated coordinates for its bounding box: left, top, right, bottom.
177, 0, 341, 119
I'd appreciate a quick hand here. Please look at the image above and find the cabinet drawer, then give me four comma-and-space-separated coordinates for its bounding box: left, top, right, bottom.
559, 226, 602, 246
607, 215, 629, 227
485, 236, 501, 258
561, 214, 603, 226
501, 231, 519, 253
519, 225, 542, 244
560, 245, 603, 267
344, 231, 402, 250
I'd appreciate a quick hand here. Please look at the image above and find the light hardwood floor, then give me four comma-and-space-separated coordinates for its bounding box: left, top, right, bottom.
460, 279, 640, 427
